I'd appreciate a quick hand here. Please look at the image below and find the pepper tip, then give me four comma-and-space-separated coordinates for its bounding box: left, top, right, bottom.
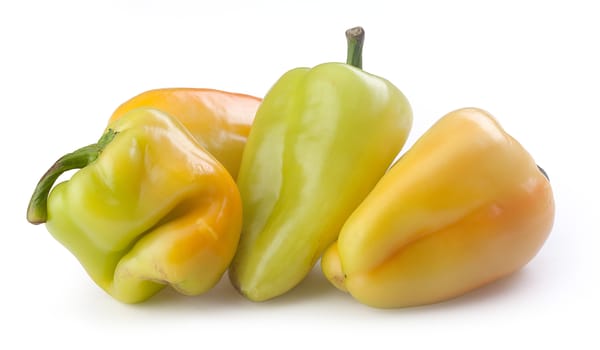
26, 209, 47, 225
345, 26, 365, 40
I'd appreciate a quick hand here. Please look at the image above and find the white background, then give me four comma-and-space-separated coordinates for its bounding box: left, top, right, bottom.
2, 0, 599, 348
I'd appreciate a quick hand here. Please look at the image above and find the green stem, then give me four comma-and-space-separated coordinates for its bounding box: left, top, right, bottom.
26, 129, 118, 225
345, 26, 365, 69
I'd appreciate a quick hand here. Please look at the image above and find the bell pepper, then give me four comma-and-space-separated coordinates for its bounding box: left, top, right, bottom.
229, 27, 413, 301
26, 108, 242, 303
321, 107, 555, 308
109, 88, 261, 178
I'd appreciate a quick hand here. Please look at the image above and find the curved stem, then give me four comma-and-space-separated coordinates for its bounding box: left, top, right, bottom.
345, 26, 365, 69
27, 129, 118, 224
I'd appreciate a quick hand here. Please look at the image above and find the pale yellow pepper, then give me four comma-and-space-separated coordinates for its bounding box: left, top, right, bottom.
322, 107, 555, 308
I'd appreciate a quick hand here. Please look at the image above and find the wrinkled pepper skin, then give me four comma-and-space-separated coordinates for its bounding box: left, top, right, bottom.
109, 88, 261, 178
28, 109, 242, 303
321, 107, 555, 308
229, 63, 413, 301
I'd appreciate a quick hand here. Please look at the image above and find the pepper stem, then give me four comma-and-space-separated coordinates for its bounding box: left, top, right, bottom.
26, 129, 118, 225
537, 165, 549, 181
345, 26, 365, 69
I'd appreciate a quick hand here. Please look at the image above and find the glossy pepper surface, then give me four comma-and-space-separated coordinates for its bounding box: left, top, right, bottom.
229, 27, 413, 301
321, 107, 555, 308
27, 108, 242, 303
109, 88, 261, 178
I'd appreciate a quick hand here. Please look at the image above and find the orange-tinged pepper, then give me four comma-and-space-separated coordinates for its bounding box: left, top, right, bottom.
109, 88, 261, 178
27, 108, 242, 303
321, 107, 555, 308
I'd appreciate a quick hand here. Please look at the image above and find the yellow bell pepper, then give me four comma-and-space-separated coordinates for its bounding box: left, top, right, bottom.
321, 107, 555, 308
109, 88, 261, 179
26, 108, 242, 303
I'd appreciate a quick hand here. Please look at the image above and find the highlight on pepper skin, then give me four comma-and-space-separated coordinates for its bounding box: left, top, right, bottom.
321, 107, 555, 308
